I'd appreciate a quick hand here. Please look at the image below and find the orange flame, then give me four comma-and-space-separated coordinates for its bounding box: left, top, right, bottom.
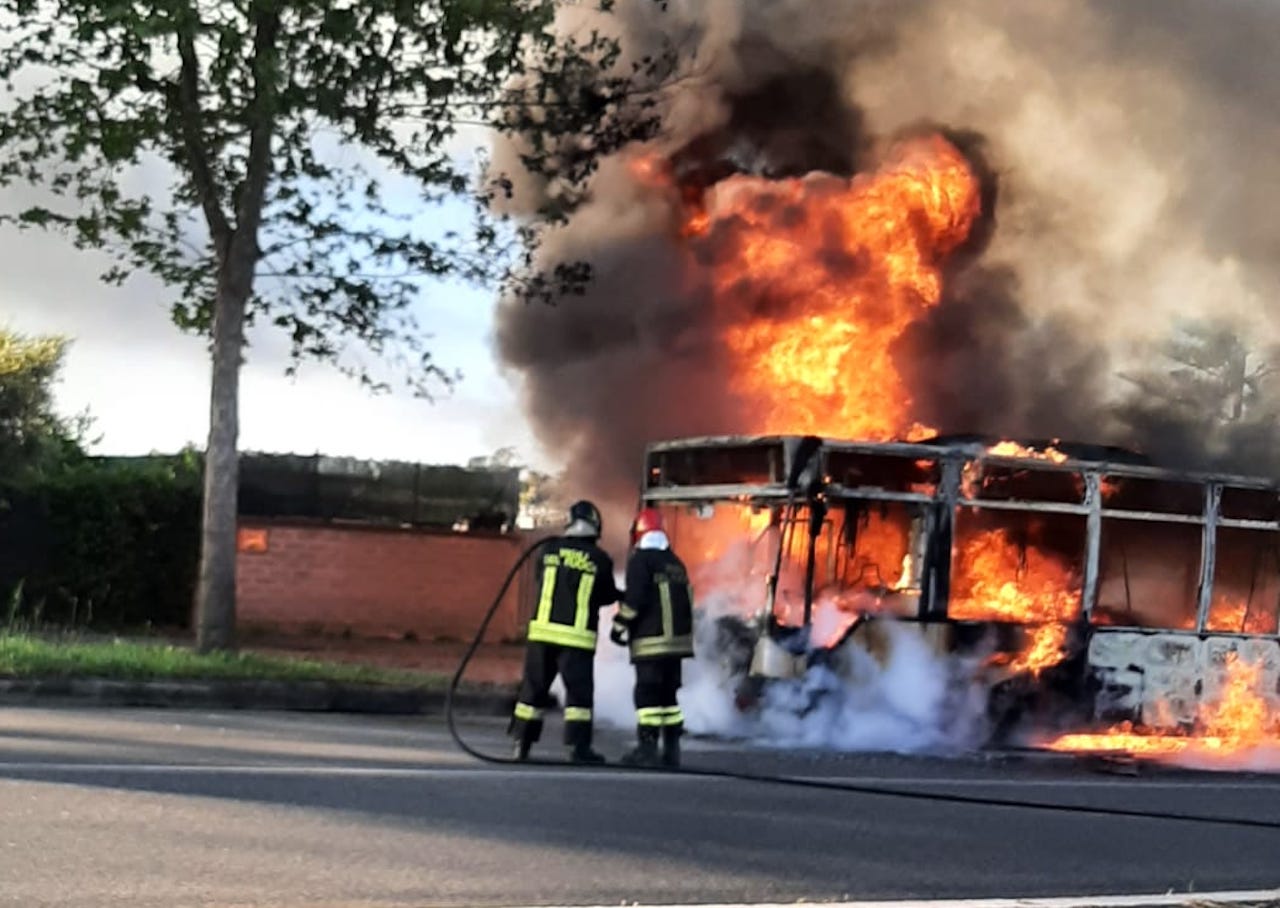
645, 139, 1090, 675
1207, 596, 1280, 636
950, 528, 1080, 675
967, 442, 1070, 499
643, 137, 1090, 678
670, 504, 774, 576
634, 133, 1280, 760
688, 135, 980, 441
1046, 653, 1276, 756
847, 510, 912, 591
986, 440, 1070, 464
1007, 625, 1070, 677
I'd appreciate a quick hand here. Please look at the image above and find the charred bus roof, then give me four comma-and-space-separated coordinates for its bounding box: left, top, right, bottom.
642, 434, 1280, 500
640, 434, 1280, 641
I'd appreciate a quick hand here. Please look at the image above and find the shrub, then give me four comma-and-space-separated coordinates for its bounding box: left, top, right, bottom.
0, 452, 202, 630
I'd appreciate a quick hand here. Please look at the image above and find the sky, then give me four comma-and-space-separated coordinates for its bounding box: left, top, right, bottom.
2, 217, 553, 472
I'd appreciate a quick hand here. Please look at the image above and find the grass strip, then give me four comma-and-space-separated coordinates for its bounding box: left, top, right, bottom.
0, 633, 452, 688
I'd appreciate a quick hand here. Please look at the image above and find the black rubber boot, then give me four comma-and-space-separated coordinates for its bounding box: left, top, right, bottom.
566, 725, 606, 764
621, 727, 661, 767
660, 726, 682, 768
510, 718, 539, 762
567, 742, 607, 764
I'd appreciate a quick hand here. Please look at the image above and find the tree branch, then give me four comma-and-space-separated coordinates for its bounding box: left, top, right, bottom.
232, 1, 280, 249
176, 11, 232, 256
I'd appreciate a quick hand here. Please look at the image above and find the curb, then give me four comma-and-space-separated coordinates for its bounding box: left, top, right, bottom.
0, 678, 517, 716
521, 894, 1280, 908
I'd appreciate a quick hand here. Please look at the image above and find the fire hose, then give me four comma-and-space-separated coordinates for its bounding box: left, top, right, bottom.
446, 536, 1280, 832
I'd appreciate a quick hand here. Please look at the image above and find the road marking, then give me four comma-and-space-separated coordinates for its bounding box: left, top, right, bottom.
0, 762, 1279, 790
0, 762, 705, 780
800, 776, 1280, 789
503, 891, 1280, 908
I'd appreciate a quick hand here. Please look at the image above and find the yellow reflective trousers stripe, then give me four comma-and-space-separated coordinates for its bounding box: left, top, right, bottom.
513, 702, 543, 721
515, 703, 592, 723
636, 707, 666, 727
636, 706, 683, 727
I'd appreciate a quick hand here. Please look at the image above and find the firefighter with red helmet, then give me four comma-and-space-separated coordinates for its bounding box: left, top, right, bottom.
510, 499, 622, 764
610, 506, 696, 767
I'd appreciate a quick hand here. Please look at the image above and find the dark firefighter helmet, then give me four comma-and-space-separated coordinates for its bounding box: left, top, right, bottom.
565, 500, 603, 539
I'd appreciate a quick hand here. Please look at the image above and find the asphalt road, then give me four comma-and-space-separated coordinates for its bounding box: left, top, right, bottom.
0, 707, 1277, 908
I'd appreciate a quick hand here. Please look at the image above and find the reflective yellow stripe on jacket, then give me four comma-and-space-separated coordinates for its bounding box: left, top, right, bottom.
627, 575, 692, 658
526, 554, 599, 650
631, 634, 694, 658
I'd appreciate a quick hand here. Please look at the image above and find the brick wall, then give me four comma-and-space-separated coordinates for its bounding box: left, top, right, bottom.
236, 519, 536, 642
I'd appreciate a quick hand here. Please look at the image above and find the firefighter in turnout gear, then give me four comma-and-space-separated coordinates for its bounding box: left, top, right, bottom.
610, 507, 695, 767
510, 500, 622, 764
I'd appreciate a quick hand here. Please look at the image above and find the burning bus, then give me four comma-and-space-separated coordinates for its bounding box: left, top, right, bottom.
488, 11, 1280, 759
639, 433, 1280, 748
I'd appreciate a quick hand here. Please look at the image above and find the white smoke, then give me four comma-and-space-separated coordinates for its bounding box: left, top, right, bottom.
551, 535, 994, 755
581, 596, 993, 756
735, 631, 986, 754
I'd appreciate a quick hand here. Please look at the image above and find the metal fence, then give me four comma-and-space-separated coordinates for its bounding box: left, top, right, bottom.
236, 454, 520, 529
93, 452, 522, 529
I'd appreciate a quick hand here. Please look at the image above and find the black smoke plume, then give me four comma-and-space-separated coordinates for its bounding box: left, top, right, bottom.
495, 0, 1280, 524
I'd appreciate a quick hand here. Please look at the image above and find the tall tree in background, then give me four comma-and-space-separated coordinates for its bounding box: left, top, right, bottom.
468, 446, 562, 527
0, 328, 82, 477
1121, 319, 1279, 469
0, 0, 669, 650
467, 446, 520, 470
1123, 320, 1273, 425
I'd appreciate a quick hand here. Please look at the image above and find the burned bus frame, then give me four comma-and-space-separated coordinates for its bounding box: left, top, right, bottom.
639, 435, 1280, 729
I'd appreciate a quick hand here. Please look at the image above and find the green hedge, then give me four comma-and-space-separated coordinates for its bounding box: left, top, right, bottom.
0, 453, 202, 630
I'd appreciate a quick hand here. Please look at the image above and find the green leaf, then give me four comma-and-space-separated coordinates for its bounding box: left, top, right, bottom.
0, 0, 673, 396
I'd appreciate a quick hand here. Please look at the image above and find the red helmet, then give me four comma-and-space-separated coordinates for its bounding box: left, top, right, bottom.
631, 507, 664, 544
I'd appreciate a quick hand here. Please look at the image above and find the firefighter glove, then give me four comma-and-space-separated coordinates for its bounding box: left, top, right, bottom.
609, 620, 628, 647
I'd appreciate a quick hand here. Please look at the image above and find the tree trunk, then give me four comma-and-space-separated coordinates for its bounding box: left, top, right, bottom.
195, 268, 250, 652
188, 0, 279, 652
